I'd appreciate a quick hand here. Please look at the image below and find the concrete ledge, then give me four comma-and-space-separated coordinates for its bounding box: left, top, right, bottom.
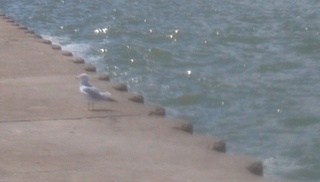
69, 57, 85, 64
129, 93, 145, 103
112, 83, 128, 91
84, 64, 97, 72
0, 14, 282, 182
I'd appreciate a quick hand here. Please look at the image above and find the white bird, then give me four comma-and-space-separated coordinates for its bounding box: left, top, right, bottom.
78, 73, 116, 110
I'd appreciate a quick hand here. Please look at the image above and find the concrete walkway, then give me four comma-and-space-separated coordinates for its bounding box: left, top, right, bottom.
0, 14, 282, 182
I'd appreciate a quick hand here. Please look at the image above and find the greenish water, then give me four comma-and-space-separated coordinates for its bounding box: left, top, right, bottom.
1, 1, 320, 181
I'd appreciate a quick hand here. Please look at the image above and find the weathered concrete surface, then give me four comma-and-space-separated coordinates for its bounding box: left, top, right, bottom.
0, 14, 283, 182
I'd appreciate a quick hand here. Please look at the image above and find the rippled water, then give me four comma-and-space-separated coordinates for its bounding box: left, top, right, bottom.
1, 1, 320, 181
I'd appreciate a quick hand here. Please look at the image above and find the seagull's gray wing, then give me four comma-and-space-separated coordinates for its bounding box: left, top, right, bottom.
81, 86, 106, 100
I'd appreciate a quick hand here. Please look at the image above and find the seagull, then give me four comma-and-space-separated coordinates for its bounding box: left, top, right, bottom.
78, 73, 116, 110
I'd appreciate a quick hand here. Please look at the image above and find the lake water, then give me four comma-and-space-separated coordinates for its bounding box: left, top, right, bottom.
1, 1, 320, 181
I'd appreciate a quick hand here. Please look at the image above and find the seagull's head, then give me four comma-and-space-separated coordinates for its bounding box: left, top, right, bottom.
77, 73, 89, 84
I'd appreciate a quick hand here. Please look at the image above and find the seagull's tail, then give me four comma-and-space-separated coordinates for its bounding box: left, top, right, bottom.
101, 92, 118, 102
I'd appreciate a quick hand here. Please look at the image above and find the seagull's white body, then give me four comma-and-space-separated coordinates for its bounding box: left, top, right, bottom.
78, 73, 113, 110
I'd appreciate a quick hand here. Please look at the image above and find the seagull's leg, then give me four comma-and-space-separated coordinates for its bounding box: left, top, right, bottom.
87, 100, 91, 111
91, 101, 95, 111
88, 101, 94, 111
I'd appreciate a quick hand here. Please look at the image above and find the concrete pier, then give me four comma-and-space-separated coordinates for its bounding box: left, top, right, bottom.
0, 14, 282, 182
